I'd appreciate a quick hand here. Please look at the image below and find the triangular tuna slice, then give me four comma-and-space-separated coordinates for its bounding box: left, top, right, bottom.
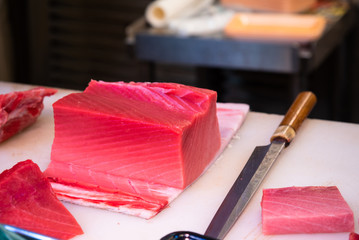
0, 87, 57, 143
261, 186, 354, 234
45, 80, 249, 218
0, 160, 83, 240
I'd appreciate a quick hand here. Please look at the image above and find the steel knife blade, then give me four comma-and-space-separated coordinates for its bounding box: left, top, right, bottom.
204, 91, 317, 239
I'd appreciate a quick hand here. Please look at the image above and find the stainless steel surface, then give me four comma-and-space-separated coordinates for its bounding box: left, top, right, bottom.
204, 140, 286, 239
131, 3, 357, 105
133, 5, 356, 73
135, 33, 296, 73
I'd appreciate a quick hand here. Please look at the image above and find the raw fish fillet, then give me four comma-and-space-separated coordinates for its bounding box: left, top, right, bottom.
45, 80, 249, 219
261, 186, 354, 235
350, 232, 359, 240
0, 160, 83, 240
0, 87, 57, 143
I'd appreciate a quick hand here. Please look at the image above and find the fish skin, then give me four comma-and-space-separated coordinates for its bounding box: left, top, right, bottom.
0, 87, 57, 143
45, 81, 249, 218
261, 186, 354, 235
0, 160, 83, 240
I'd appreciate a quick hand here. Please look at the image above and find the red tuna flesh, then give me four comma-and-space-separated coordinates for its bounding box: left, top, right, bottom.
46, 103, 248, 219
45, 80, 226, 218
0, 160, 83, 240
350, 232, 359, 240
0, 87, 57, 143
261, 186, 354, 234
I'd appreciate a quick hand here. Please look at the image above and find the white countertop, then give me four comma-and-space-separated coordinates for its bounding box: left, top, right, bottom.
1, 81, 358, 240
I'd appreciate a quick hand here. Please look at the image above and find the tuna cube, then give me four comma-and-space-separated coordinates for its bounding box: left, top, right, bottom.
261, 186, 354, 234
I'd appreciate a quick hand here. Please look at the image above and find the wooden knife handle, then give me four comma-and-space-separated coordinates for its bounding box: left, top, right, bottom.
271, 91, 317, 143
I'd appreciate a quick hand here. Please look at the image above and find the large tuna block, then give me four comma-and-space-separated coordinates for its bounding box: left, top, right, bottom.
45, 80, 222, 218
261, 186, 354, 235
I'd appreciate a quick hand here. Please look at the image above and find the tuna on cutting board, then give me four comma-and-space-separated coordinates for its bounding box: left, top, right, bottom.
0, 160, 83, 240
0, 87, 57, 143
261, 186, 354, 235
45, 80, 249, 219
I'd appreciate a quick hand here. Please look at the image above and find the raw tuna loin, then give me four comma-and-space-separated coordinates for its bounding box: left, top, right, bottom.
45, 80, 224, 219
0, 87, 57, 143
261, 186, 354, 235
0, 160, 83, 240
47, 102, 248, 219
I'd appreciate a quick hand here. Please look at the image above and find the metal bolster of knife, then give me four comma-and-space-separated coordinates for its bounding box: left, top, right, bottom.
271, 125, 296, 143
202, 91, 317, 240
270, 91, 317, 144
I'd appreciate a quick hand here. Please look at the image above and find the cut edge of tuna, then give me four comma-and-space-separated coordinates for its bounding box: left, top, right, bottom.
0, 160, 83, 240
84, 80, 216, 112
50, 181, 182, 219
261, 186, 354, 235
45, 81, 249, 219
0, 87, 57, 143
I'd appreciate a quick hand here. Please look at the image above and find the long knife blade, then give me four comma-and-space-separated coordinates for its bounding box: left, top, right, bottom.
204, 91, 317, 239
204, 140, 285, 239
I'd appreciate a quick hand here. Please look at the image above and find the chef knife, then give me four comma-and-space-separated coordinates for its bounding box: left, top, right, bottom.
205, 91, 317, 239
161, 91, 317, 240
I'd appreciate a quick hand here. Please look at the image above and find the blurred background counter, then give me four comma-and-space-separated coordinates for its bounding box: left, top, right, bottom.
131, 0, 359, 122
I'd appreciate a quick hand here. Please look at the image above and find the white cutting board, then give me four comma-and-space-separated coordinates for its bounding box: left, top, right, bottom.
1, 82, 358, 240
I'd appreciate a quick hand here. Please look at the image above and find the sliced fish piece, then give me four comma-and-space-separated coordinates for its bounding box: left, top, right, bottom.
261, 186, 354, 234
0, 160, 83, 240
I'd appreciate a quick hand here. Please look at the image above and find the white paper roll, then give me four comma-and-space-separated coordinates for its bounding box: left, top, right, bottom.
145, 0, 214, 28
168, 5, 234, 36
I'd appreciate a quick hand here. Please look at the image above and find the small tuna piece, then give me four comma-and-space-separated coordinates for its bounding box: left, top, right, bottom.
350, 232, 359, 240
45, 80, 248, 218
0, 160, 83, 240
0, 87, 57, 143
261, 186, 354, 235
